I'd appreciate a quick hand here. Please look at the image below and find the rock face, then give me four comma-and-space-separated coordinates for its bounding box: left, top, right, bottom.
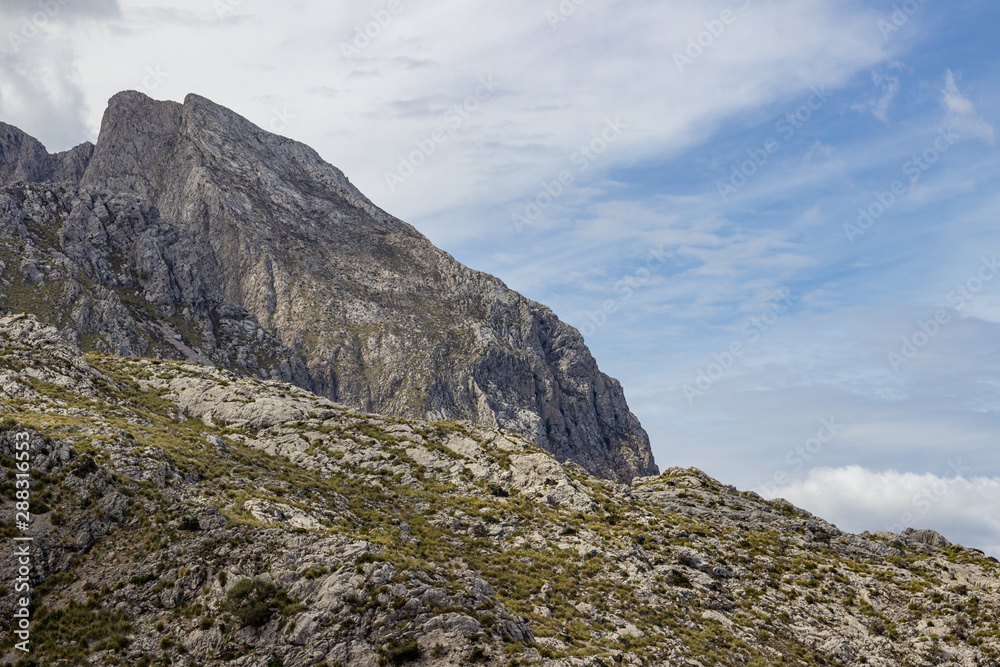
0, 91, 656, 482
2, 317, 999, 667
0, 122, 93, 185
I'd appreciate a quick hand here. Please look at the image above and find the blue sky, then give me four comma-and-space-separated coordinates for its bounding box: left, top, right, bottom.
4, 0, 1000, 555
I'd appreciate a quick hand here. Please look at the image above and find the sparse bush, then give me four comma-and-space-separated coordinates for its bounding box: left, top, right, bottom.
224, 578, 279, 627
178, 516, 200, 531
355, 552, 385, 573
384, 638, 421, 665
488, 484, 509, 497
128, 573, 157, 586
666, 569, 692, 588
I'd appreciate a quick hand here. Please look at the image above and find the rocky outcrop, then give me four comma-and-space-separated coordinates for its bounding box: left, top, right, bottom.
0, 184, 312, 382
0, 91, 656, 482
2, 319, 998, 666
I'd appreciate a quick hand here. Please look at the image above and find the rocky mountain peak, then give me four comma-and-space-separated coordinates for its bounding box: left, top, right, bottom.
0, 91, 657, 482
79, 90, 183, 200
0, 121, 92, 185
0, 122, 50, 183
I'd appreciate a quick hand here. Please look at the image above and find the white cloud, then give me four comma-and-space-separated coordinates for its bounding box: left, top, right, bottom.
0, 1, 118, 149
941, 69, 995, 146
613, 303, 1000, 520
31, 0, 890, 231
768, 465, 1000, 558
851, 68, 901, 122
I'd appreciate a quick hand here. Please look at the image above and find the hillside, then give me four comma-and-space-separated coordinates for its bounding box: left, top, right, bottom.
2, 314, 999, 666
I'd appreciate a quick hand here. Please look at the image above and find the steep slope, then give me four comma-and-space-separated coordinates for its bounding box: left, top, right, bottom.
1, 315, 999, 666
0, 91, 656, 482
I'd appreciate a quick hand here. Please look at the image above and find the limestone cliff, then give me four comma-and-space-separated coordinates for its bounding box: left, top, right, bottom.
0, 91, 656, 482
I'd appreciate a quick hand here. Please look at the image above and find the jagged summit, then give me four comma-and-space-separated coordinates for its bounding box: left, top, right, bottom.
0, 91, 657, 482
0, 121, 92, 185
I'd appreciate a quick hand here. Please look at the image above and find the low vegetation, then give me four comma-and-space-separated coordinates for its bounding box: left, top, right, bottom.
0, 322, 998, 666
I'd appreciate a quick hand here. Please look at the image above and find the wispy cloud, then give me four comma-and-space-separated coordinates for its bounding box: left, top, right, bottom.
0, 0, 119, 21
851, 67, 902, 122
941, 69, 995, 146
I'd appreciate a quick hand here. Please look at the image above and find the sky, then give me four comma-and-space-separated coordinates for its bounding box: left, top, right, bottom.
3, 0, 1000, 556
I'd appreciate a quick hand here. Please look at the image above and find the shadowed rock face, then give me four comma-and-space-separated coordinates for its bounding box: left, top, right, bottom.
0, 90, 657, 482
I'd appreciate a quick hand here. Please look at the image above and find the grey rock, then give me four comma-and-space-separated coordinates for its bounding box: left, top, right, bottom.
901, 527, 952, 548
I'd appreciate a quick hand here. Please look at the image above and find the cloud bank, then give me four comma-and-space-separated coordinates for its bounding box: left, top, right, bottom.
768, 465, 1000, 559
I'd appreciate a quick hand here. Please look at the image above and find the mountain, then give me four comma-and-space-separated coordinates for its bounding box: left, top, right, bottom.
1, 315, 998, 666
0, 91, 656, 483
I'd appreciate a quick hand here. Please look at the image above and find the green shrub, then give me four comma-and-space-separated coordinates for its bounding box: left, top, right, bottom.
355, 552, 385, 573
178, 517, 200, 531
24, 601, 133, 663
384, 638, 421, 665
224, 578, 279, 627
666, 569, 692, 588
29, 500, 50, 515
128, 573, 158, 586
